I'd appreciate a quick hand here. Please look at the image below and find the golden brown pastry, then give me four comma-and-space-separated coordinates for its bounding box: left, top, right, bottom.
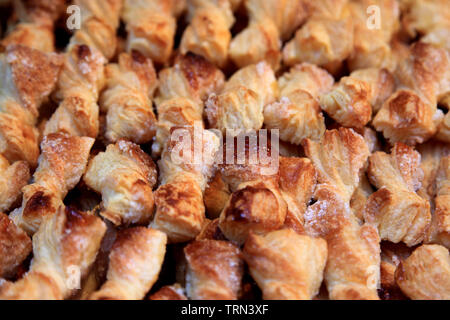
395, 244, 450, 300
157, 52, 225, 106
421, 28, 450, 56
349, 128, 379, 223
184, 239, 243, 300
83, 139, 157, 226
153, 98, 203, 158
277, 62, 335, 99
373, 89, 443, 145
373, 43, 450, 145
206, 61, 277, 135
347, 0, 400, 72
69, 0, 123, 60
10, 133, 94, 235
44, 44, 106, 138
229, 0, 307, 69
100, 51, 158, 144
283, 0, 353, 73
153, 53, 224, 156
122, 0, 180, 64
401, 0, 450, 38
364, 143, 431, 246
416, 141, 450, 203
0, 206, 106, 300
218, 130, 279, 192
303, 128, 370, 204
219, 179, 287, 245
0, 155, 30, 212
320, 77, 372, 129
0, 44, 62, 166
229, 18, 281, 70
378, 242, 411, 300
264, 63, 333, 144
427, 156, 450, 248
304, 191, 381, 300
180, 0, 234, 67
1, 0, 65, 52
149, 284, 187, 300
0, 212, 32, 278
152, 126, 220, 243
278, 157, 317, 234
395, 42, 449, 106
303, 128, 380, 300
320, 68, 396, 128
350, 173, 373, 224
243, 229, 327, 300
350, 68, 396, 113
204, 171, 231, 219
196, 218, 226, 240
90, 227, 167, 300
436, 112, 450, 143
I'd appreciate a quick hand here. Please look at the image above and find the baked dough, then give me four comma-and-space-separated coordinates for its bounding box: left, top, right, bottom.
100, 51, 158, 144
0, 212, 32, 278
44, 44, 106, 138
0, 44, 62, 166
90, 227, 167, 300
395, 244, 450, 300
184, 239, 243, 300
303, 128, 379, 300
365, 143, 431, 246
229, 0, 308, 69
84, 140, 157, 226
219, 179, 287, 245
0, 155, 30, 212
1, 0, 65, 52
243, 229, 327, 300
122, 0, 178, 64
69, 0, 122, 60
180, 0, 234, 67
264, 63, 333, 143
0, 206, 106, 300
205, 61, 277, 135
10, 133, 94, 235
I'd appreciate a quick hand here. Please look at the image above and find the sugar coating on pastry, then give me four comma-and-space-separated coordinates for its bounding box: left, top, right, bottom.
84, 139, 157, 226
278, 157, 317, 234
69, 0, 123, 60
44, 44, 106, 138
184, 239, 243, 300
180, 0, 234, 67
10, 133, 94, 235
244, 229, 327, 300
100, 51, 158, 144
0, 44, 62, 166
0, 206, 106, 300
206, 61, 277, 135
2, 0, 450, 301
90, 227, 167, 300
123, 0, 178, 64
365, 143, 431, 246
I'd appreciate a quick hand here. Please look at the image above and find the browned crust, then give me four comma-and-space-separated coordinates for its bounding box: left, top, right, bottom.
184, 239, 244, 300
0, 213, 32, 278
6, 45, 62, 117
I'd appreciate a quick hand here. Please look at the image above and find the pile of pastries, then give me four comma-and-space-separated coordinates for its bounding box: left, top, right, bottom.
0, 0, 449, 300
